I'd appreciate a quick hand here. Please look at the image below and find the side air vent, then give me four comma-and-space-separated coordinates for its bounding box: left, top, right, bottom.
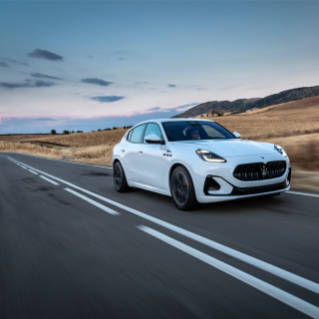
203, 176, 221, 194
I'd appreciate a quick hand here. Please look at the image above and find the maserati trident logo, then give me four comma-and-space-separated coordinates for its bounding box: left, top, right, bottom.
261, 164, 267, 178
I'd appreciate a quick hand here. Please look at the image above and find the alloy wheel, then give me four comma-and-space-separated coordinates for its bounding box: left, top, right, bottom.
171, 171, 189, 206
114, 163, 123, 190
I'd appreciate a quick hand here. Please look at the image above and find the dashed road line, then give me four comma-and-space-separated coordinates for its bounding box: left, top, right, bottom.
65, 188, 119, 215
29, 170, 38, 175
288, 191, 319, 199
138, 225, 319, 319
6, 153, 112, 169
40, 175, 59, 186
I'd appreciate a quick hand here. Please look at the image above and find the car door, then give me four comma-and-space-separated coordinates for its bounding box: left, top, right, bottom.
138, 123, 168, 189
122, 124, 146, 182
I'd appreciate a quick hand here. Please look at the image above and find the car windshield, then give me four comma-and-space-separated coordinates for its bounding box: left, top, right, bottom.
162, 121, 235, 141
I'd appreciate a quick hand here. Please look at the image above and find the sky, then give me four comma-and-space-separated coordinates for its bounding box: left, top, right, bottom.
0, 0, 319, 133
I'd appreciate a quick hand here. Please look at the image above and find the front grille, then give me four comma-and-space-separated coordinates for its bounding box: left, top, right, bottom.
233, 161, 286, 181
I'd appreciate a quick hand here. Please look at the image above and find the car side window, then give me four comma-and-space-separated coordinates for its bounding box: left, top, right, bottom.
130, 124, 146, 143
143, 123, 162, 143
126, 130, 133, 141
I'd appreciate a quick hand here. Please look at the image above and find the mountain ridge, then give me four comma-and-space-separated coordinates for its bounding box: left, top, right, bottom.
173, 85, 319, 118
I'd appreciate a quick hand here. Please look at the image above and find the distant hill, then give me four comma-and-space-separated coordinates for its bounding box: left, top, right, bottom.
173, 85, 319, 118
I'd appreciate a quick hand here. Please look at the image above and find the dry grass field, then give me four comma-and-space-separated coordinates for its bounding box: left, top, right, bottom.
23, 128, 128, 147
0, 134, 51, 142
1, 96, 318, 190
0, 129, 128, 166
198, 96, 319, 139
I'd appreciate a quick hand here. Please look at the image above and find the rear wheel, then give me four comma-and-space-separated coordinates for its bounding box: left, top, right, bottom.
113, 161, 131, 192
170, 166, 198, 211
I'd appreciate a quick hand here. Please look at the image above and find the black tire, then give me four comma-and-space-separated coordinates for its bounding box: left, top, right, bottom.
113, 161, 131, 192
170, 166, 199, 211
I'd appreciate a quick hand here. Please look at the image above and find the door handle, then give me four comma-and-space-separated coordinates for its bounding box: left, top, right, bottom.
121, 149, 125, 152
138, 151, 143, 154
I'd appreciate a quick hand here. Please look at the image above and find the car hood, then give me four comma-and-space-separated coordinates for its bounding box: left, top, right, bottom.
172, 139, 276, 158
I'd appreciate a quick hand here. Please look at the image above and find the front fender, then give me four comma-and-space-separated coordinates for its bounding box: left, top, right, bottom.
166, 157, 198, 198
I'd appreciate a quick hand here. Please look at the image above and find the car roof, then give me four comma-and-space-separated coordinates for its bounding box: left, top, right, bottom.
133, 118, 215, 126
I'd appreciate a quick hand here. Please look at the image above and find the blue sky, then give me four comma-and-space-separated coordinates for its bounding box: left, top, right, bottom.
0, 1, 319, 133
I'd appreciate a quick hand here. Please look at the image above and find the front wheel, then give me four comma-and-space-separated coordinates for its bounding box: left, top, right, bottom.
113, 161, 131, 192
170, 166, 198, 211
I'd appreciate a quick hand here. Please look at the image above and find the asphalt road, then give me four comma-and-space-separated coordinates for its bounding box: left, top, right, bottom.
1, 153, 319, 319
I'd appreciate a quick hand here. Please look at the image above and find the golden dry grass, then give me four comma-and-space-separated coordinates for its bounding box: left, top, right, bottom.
263, 133, 319, 171
290, 168, 319, 192
0, 134, 51, 142
28, 128, 128, 147
0, 141, 114, 165
0, 129, 128, 166
199, 96, 319, 139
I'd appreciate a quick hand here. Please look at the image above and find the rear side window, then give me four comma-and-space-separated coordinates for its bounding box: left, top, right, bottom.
126, 130, 133, 141
129, 124, 146, 143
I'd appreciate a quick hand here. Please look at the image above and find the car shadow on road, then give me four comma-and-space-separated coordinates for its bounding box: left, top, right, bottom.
199, 195, 288, 215
129, 187, 287, 215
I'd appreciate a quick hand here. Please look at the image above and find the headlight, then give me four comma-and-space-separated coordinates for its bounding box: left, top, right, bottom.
196, 149, 226, 163
274, 144, 287, 157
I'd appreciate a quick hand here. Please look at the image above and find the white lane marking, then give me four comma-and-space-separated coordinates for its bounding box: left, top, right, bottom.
138, 225, 319, 319
9, 158, 319, 294
7, 154, 112, 169
40, 175, 59, 186
65, 188, 119, 215
29, 170, 38, 175
288, 191, 319, 199
7, 156, 18, 165
21, 166, 27, 169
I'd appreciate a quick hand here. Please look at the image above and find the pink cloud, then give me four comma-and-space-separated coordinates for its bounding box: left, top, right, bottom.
114, 111, 141, 118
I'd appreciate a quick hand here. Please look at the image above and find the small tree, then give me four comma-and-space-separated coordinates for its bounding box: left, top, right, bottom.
51, 129, 56, 135
76, 130, 83, 133
63, 130, 70, 134
113, 127, 117, 130
98, 128, 102, 132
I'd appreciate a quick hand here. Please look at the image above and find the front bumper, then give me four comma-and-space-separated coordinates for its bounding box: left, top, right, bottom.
197, 185, 290, 203
191, 154, 291, 203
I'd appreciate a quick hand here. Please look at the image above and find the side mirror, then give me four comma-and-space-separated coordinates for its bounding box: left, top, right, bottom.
145, 134, 165, 144
233, 132, 241, 138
